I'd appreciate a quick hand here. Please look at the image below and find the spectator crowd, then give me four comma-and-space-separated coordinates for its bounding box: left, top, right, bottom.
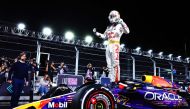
0, 52, 109, 98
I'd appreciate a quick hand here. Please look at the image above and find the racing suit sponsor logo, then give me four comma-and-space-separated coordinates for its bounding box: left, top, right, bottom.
144, 92, 182, 101
48, 102, 68, 108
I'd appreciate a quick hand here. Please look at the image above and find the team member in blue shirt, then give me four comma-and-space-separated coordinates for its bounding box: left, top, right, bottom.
7, 52, 29, 108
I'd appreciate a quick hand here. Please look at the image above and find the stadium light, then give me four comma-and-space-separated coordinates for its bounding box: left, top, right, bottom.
120, 44, 126, 52
185, 57, 190, 63
132, 46, 142, 55
176, 56, 182, 62
121, 44, 125, 48
168, 54, 173, 60
148, 49, 153, 54
186, 57, 190, 61
168, 54, 173, 57
103, 40, 108, 46
157, 52, 164, 59
136, 47, 141, 51
42, 27, 52, 36
85, 35, 93, 43
158, 52, 163, 56
17, 23, 26, 30
177, 56, 181, 59
65, 31, 75, 40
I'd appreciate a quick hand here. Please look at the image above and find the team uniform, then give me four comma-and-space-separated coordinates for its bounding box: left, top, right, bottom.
93, 10, 130, 82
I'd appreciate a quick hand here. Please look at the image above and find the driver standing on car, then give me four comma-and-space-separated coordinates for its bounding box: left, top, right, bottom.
93, 10, 130, 83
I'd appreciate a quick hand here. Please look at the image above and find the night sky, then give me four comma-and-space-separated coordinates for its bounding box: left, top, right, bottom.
0, 0, 189, 57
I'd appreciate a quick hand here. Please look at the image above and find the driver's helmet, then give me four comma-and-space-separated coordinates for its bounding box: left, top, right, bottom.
108, 10, 120, 23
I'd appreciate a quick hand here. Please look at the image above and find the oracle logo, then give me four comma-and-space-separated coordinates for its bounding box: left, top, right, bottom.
144, 91, 182, 101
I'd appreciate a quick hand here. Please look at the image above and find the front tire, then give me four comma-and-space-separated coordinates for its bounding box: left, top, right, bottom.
71, 84, 116, 109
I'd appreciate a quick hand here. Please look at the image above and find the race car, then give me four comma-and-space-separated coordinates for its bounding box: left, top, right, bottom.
14, 75, 190, 109
14, 82, 116, 109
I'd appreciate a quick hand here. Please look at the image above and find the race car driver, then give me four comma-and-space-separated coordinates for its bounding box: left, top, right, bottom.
93, 10, 130, 82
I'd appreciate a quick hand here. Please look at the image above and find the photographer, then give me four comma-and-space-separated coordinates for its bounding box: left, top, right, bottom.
29, 58, 39, 79
45, 61, 56, 82
38, 74, 52, 96
0, 63, 7, 85
100, 66, 109, 78
85, 63, 95, 82
57, 62, 68, 74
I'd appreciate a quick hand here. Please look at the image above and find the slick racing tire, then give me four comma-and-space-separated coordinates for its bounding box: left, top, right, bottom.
71, 84, 116, 109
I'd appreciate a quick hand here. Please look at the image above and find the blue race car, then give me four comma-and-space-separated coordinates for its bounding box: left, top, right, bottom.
14, 75, 189, 109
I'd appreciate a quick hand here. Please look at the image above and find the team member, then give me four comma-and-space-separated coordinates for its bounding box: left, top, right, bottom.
7, 52, 29, 108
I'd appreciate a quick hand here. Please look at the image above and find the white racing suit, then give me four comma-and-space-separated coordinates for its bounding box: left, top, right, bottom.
97, 21, 129, 82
